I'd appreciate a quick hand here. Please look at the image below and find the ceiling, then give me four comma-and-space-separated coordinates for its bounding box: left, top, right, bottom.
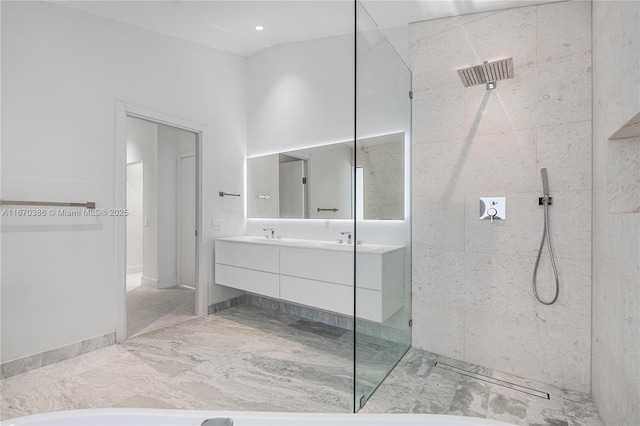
52, 0, 563, 57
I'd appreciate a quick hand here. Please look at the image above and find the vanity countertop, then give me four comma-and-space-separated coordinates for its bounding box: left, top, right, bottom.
215, 235, 404, 255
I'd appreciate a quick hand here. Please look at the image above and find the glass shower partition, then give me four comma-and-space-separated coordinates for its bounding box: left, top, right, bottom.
354, 1, 413, 410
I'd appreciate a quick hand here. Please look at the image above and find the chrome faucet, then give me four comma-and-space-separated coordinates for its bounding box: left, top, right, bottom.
262, 228, 275, 239
340, 231, 352, 245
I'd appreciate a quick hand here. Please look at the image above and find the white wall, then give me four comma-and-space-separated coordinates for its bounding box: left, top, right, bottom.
127, 117, 159, 283
247, 155, 280, 218
409, 1, 592, 392
247, 34, 354, 156
247, 24, 409, 245
156, 123, 196, 288
1, 1, 246, 362
126, 163, 143, 273
591, 1, 640, 423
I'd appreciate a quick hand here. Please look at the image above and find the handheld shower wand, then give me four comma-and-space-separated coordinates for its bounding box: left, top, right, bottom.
541, 168, 550, 197
532, 168, 560, 305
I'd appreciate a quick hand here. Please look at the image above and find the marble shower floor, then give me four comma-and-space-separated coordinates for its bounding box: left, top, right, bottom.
361, 349, 604, 426
1, 305, 603, 425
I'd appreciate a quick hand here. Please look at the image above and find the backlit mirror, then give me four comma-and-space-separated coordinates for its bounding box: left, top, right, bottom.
247, 132, 405, 220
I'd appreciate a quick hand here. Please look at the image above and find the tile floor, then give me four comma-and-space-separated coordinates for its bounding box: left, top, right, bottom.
126, 273, 195, 338
362, 349, 604, 426
1, 305, 603, 425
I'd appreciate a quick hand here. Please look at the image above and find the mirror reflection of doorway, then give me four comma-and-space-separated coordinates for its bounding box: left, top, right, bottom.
125, 117, 197, 338
278, 154, 308, 218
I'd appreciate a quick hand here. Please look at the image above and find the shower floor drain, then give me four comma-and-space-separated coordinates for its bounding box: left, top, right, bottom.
434, 362, 550, 399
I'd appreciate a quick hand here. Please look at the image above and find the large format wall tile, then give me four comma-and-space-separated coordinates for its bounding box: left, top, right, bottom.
593, 188, 640, 285
536, 121, 592, 192
411, 298, 464, 360
412, 195, 465, 251
412, 85, 465, 144
536, 1, 591, 62
464, 190, 592, 261
412, 138, 468, 197
536, 52, 592, 128
412, 130, 537, 197
592, 262, 640, 424
409, 7, 535, 92
607, 137, 640, 213
413, 248, 590, 331
463, 64, 539, 136
464, 310, 591, 392
410, 0, 592, 393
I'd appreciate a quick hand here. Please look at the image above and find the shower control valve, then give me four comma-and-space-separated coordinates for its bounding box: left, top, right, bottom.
479, 197, 506, 222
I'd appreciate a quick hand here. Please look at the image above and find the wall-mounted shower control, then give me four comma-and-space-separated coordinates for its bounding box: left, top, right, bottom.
479, 197, 506, 222
538, 197, 553, 205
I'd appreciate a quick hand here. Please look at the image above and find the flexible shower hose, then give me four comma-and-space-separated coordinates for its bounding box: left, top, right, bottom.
532, 196, 559, 305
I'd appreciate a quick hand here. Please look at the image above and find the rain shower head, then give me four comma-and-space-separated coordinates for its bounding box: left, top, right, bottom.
457, 58, 514, 89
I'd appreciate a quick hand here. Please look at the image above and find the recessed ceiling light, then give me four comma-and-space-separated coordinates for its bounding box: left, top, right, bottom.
255, 25, 264, 31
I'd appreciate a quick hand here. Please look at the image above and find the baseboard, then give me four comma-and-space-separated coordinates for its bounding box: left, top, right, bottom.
141, 276, 158, 288
1, 332, 116, 380
157, 277, 178, 289
245, 294, 355, 331
208, 294, 247, 314
141, 276, 180, 289
207, 294, 410, 345
127, 265, 142, 274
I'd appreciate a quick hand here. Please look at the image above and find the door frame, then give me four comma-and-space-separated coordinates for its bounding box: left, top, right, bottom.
115, 102, 206, 342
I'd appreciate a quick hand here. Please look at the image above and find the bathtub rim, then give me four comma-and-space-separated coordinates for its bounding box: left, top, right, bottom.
1, 408, 516, 426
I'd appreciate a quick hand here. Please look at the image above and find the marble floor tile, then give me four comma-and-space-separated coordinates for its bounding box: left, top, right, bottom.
363, 346, 603, 426
448, 377, 491, 418
487, 392, 528, 425
363, 363, 460, 414
564, 398, 603, 426
1, 306, 355, 421
126, 279, 195, 338
1, 305, 605, 426
288, 319, 349, 339
526, 397, 568, 426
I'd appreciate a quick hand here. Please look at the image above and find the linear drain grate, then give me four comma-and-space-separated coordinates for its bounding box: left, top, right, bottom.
434, 362, 550, 399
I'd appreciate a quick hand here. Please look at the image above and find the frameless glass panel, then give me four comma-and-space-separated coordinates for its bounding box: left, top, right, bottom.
354, 0, 412, 410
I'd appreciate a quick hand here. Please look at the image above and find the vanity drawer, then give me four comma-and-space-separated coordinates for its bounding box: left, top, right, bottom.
356, 287, 402, 323
356, 248, 404, 291
280, 275, 353, 316
215, 264, 279, 298
215, 240, 279, 273
280, 248, 352, 285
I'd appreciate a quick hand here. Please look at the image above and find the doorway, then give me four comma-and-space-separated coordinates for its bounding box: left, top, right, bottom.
125, 117, 197, 337
117, 104, 204, 341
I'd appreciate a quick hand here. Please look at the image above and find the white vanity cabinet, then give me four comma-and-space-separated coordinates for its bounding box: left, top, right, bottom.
279, 248, 354, 316
214, 239, 280, 298
214, 236, 405, 323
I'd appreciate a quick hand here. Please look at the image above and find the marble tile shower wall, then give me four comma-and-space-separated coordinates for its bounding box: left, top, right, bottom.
591, 1, 640, 424
408, 1, 592, 392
